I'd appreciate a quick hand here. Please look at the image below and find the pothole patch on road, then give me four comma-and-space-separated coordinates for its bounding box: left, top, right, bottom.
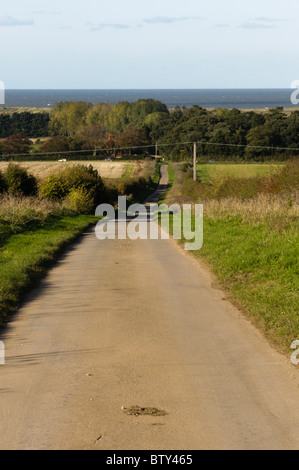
122, 406, 168, 417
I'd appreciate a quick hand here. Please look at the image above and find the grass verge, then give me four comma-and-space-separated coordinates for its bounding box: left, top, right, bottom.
187, 218, 298, 352
163, 162, 299, 353
0, 215, 98, 328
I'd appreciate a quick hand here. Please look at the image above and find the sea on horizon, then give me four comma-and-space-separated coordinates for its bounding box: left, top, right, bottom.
0, 88, 297, 110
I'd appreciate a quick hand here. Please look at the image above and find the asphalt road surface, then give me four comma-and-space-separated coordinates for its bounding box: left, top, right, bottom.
1, 165, 299, 450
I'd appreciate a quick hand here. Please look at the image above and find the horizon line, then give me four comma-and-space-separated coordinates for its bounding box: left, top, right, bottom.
3, 87, 295, 91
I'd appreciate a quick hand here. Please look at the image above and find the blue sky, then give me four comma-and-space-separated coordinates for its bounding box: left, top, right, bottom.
1, 0, 298, 89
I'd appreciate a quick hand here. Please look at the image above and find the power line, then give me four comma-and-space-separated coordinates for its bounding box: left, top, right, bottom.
2, 140, 299, 159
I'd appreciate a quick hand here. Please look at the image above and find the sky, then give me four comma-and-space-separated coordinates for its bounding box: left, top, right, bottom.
0, 0, 299, 89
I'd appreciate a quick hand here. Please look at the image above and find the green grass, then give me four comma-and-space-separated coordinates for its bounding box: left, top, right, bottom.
198, 163, 284, 183
193, 218, 298, 351
155, 164, 175, 204
121, 163, 135, 179
152, 161, 165, 185
167, 164, 175, 186
0, 215, 99, 327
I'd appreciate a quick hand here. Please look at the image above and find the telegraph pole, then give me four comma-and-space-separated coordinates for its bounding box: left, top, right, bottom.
193, 142, 197, 181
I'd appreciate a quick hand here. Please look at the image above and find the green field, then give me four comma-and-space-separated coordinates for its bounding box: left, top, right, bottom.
198, 163, 284, 183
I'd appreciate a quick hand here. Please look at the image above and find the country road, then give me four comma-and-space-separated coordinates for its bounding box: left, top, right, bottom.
1, 165, 299, 450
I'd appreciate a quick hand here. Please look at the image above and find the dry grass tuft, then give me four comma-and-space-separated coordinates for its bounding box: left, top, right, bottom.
0, 194, 73, 236
202, 191, 299, 230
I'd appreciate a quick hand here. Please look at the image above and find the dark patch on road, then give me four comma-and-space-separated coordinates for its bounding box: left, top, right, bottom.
123, 406, 168, 417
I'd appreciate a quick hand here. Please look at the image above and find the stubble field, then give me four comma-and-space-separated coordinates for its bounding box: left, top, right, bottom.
0, 160, 143, 180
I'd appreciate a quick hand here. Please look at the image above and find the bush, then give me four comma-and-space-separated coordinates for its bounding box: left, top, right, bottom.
117, 182, 127, 195
38, 174, 69, 200
1, 134, 32, 156
259, 159, 299, 194
66, 188, 95, 214
59, 164, 106, 206
3, 163, 37, 197
39, 164, 106, 211
39, 135, 71, 153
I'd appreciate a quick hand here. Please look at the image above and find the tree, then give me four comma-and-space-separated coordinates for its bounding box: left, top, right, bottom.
39, 136, 71, 153
85, 103, 113, 127
49, 102, 92, 136
117, 126, 149, 154
245, 126, 272, 160
284, 111, 299, 149
0, 112, 49, 138
144, 111, 170, 131
38, 135, 84, 156
107, 101, 131, 134
126, 99, 169, 127
10, 112, 50, 137
80, 124, 107, 156
1, 134, 32, 157
0, 114, 13, 138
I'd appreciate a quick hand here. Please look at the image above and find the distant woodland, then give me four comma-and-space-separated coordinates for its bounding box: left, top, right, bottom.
1, 100, 299, 160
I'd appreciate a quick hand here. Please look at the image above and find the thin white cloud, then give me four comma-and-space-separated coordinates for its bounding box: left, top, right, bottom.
0, 15, 34, 27
239, 21, 275, 29
87, 15, 204, 31
142, 16, 204, 25
88, 22, 130, 31
252, 16, 287, 23
239, 16, 288, 29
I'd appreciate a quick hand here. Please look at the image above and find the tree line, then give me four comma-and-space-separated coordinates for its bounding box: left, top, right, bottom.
1, 100, 299, 160
0, 112, 50, 138
154, 106, 299, 160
